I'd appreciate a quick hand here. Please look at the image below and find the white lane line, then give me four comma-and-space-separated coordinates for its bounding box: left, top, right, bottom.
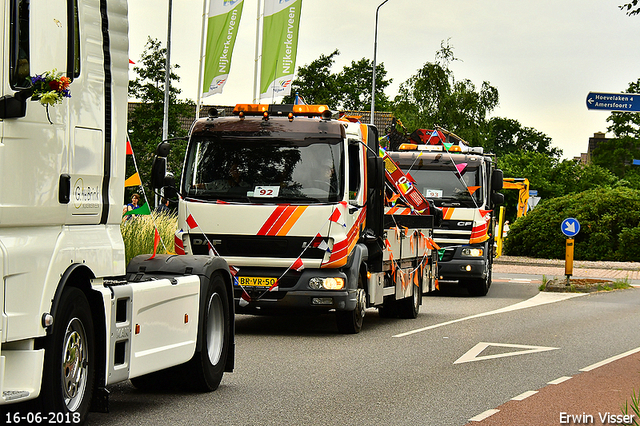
548, 376, 572, 385
579, 346, 640, 372
512, 390, 538, 401
394, 292, 587, 338
469, 409, 500, 422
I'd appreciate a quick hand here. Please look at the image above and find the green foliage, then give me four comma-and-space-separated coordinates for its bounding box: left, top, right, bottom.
622, 389, 640, 426
591, 78, 640, 185
620, 1, 640, 16
127, 37, 194, 204
497, 151, 621, 221
485, 117, 561, 158
504, 187, 640, 261
282, 49, 392, 110
120, 212, 177, 265
392, 40, 499, 147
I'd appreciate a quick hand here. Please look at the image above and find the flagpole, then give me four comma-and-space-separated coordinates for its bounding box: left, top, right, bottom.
253, 0, 262, 103
371, 0, 390, 126
160, 0, 173, 208
196, 0, 209, 119
162, 0, 172, 142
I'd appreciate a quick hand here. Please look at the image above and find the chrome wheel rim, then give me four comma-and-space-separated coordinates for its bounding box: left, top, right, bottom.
206, 293, 224, 365
62, 318, 88, 411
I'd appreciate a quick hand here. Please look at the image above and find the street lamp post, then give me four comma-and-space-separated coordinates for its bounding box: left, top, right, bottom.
370, 0, 390, 126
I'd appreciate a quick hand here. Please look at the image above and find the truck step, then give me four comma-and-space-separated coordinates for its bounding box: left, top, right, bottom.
3, 390, 30, 401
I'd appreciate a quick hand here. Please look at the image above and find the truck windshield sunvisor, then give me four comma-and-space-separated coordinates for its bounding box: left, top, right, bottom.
183, 137, 344, 203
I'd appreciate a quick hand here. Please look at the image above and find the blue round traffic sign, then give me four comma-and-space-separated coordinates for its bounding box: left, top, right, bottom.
561, 218, 580, 237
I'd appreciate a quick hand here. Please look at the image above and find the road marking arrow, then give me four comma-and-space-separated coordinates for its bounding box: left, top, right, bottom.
454, 342, 559, 364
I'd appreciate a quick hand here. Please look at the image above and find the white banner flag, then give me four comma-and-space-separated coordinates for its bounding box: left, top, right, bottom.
202, 0, 244, 97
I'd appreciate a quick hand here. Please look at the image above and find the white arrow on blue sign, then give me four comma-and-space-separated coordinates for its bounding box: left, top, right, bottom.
561, 218, 580, 237
586, 92, 640, 112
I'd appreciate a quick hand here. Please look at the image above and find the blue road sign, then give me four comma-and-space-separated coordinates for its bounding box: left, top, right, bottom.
633, 159, 640, 166
586, 92, 640, 112
561, 218, 580, 237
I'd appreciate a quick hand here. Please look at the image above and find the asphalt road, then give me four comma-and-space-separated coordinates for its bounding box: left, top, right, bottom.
83, 277, 640, 426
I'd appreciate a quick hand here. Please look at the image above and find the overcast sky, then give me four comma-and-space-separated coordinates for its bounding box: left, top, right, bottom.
128, 0, 640, 160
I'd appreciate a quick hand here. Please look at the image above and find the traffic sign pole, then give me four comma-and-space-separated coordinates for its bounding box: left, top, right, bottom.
565, 238, 574, 285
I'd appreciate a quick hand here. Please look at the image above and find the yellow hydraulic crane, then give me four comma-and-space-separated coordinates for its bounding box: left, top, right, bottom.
502, 177, 530, 218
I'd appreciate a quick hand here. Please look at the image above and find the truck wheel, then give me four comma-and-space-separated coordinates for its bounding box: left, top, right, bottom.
377, 299, 398, 318
336, 278, 366, 334
188, 272, 230, 391
398, 282, 421, 319
41, 287, 95, 423
468, 269, 491, 297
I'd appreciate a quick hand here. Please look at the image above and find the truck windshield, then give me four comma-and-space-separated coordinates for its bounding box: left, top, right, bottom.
182, 137, 343, 203
408, 166, 483, 206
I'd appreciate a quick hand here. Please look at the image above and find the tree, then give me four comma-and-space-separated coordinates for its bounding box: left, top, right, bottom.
392, 40, 499, 146
282, 50, 392, 111
484, 117, 561, 158
282, 50, 339, 106
504, 187, 640, 261
620, 1, 640, 16
591, 78, 640, 184
336, 58, 391, 111
127, 37, 194, 205
497, 151, 621, 221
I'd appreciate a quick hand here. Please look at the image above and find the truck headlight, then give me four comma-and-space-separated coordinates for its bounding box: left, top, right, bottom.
461, 248, 484, 257
309, 277, 345, 290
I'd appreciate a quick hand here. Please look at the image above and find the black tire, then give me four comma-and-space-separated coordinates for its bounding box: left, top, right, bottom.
188, 272, 230, 391
398, 282, 421, 319
468, 268, 492, 297
336, 274, 366, 334
40, 287, 95, 424
377, 299, 398, 318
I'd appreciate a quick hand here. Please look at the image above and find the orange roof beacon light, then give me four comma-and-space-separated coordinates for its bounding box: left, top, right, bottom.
232, 103, 331, 118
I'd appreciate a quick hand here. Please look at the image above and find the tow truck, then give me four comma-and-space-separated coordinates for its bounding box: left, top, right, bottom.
154, 104, 439, 333
386, 127, 504, 296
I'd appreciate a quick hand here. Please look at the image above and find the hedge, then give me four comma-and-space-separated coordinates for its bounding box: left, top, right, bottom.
503, 186, 640, 261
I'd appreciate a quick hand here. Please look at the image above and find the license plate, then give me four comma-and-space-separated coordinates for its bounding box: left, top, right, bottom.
237, 276, 277, 288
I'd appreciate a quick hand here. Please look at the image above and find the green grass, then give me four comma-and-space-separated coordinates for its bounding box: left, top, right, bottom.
622, 389, 640, 425
121, 212, 178, 265
538, 275, 551, 291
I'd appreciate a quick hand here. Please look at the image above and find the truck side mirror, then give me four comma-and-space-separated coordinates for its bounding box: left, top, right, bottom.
491, 192, 504, 206
151, 141, 172, 190
150, 157, 166, 190
491, 169, 504, 192
0, 86, 33, 119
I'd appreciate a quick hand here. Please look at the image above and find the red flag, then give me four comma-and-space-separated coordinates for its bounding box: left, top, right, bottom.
291, 257, 304, 272
186, 214, 198, 229
175, 233, 185, 255
147, 228, 160, 260
329, 209, 345, 227
129, 59, 135, 64
126, 139, 133, 155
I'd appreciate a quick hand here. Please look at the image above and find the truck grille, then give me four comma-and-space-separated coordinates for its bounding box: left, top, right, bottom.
190, 234, 325, 260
